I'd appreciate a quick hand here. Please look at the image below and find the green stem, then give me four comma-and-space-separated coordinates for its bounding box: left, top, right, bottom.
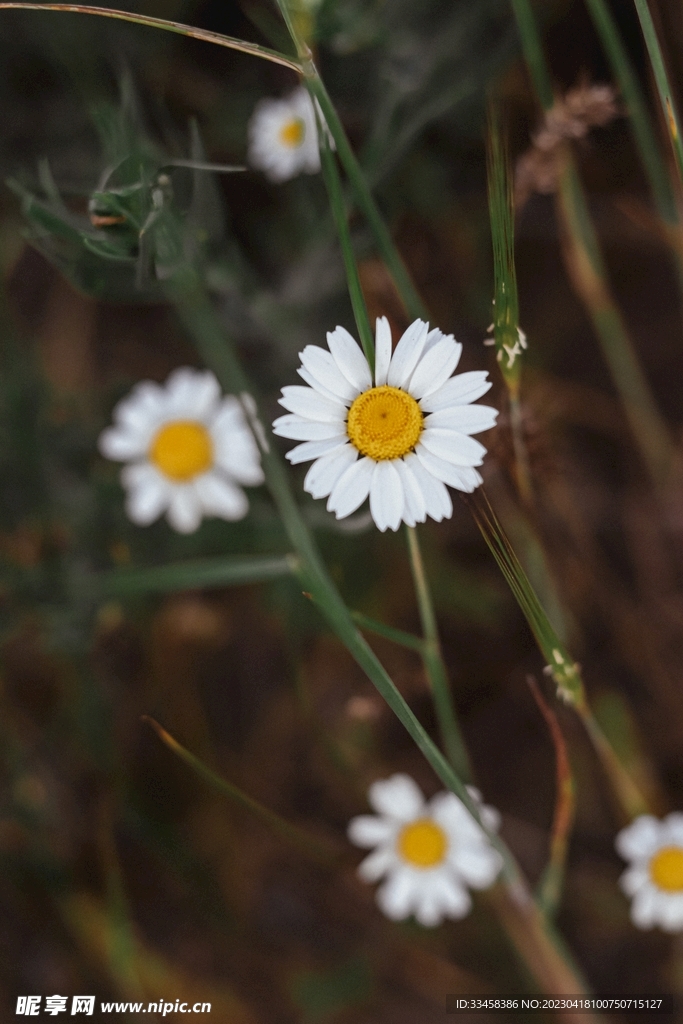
633, 0, 683, 193
143, 717, 338, 863
98, 553, 297, 597
274, 0, 428, 323
350, 611, 426, 653
406, 526, 472, 781
510, 0, 554, 111
0, 3, 302, 72
317, 111, 375, 369
584, 0, 678, 226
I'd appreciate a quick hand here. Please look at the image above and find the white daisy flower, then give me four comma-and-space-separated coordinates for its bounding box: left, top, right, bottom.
616, 813, 683, 932
272, 317, 498, 531
99, 367, 264, 534
248, 86, 322, 183
348, 773, 502, 927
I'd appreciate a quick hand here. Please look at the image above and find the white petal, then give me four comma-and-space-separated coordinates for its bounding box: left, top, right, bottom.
194, 473, 249, 521
348, 815, 397, 848
326, 326, 372, 392
420, 371, 492, 413
369, 460, 404, 532
285, 437, 349, 465
278, 385, 347, 423
166, 486, 203, 534
122, 463, 169, 525
615, 815, 662, 863
166, 367, 220, 420
420, 428, 487, 467
395, 459, 427, 525
659, 894, 683, 932
374, 316, 392, 386
211, 405, 264, 485
358, 846, 397, 883
620, 866, 650, 898
113, 381, 165, 433
387, 319, 428, 388
368, 774, 425, 820
403, 453, 453, 522
408, 336, 463, 400
451, 843, 502, 889
419, 871, 471, 922
327, 457, 374, 518
376, 867, 419, 921
426, 404, 498, 435
99, 426, 148, 461
415, 446, 483, 492
297, 366, 349, 405
304, 445, 358, 499
663, 813, 683, 846
630, 885, 659, 929
272, 415, 345, 441
299, 346, 358, 402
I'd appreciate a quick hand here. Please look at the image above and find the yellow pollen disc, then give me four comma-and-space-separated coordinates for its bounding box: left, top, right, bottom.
650, 847, 683, 892
150, 420, 213, 481
347, 385, 423, 461
279, 117, 306, 148
398, 818, 448, 869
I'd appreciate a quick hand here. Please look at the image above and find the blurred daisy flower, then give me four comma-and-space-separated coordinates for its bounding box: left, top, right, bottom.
248, 86, 322, 183
272, 317, 497, 531
616, 813, 683, 931
99, 367, 264, 534
348, 773, 502, 926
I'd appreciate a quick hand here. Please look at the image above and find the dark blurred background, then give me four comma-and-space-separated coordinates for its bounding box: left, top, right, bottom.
1, 0, 683, 1019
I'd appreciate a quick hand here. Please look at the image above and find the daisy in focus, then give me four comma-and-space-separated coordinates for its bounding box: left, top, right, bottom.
99, 367, 264, 534
347, 773, 502, 926
616, 813, 683, 932
248, 86, 322, 183
272, 317, 497, 531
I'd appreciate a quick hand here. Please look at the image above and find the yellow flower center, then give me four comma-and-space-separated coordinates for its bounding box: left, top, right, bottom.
650, 847, 683, 892
150, 421, 213, 481
397, 818, 448, 869
346, 385, 423, 461
279, 117, 306, 148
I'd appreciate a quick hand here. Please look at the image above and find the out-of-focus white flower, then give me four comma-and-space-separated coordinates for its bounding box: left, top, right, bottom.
272, 317, 497, 531
248, 86, 322, 183
347, 773, 502, 926
616, 813, 683, 932
99, 367, 263, 534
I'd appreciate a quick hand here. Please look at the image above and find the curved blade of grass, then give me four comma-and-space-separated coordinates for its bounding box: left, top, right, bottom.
0, 4, 302, 73
350, 611, 425, 654
510, 0, 554, 110
98, 553, 297, 597
406, 526, 472, 781
143, 717, 339, 864
317, 110, 374, 370
633, 0, 683, 193
584, 0, 677, 227
528, 676, 575, 918
466, 489, 649, 821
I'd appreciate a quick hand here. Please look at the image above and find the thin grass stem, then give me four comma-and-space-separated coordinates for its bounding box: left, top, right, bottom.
350, 611, 426, 654
633, 0, 683, 193
466, 489, 650, 822
584, 0, 678, 227
528, 676, 575, 918
98, 553, 297, 597
143, 717, 340, 864
0, 3, 302, 72
317, 113, 375, 369
406, 526, 472, 781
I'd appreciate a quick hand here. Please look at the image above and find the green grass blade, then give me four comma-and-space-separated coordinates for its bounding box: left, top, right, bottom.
98, 554, 297, 597
585, 0, 677, 225
633, 0, 683, 192
350, 611, 425, 653
0, 4, 302, 72
143, 717, 339, 863
317, 110, 375, 370
510, 0, 554, 111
